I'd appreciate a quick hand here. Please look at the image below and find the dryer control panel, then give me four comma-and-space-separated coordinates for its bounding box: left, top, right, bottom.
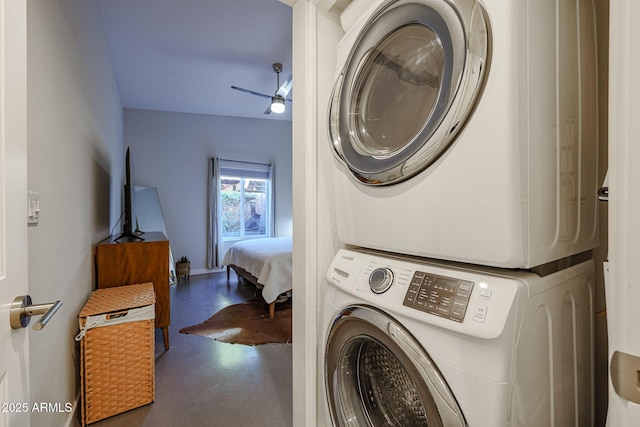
403, 272, 474, 323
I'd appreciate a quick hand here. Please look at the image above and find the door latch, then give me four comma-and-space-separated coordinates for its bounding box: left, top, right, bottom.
611, 350, 640, 404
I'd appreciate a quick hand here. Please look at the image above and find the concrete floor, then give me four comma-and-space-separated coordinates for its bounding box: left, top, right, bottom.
91, 272, 293, 427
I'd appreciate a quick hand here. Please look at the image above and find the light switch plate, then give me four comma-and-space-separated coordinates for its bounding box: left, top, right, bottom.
27, 191, 40, 225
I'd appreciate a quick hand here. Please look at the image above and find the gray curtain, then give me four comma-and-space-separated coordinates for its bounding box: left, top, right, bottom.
269, 163, 276, 237
207, 157, 221, 269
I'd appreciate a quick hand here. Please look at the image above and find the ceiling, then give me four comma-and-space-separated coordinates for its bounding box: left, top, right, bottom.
96, 0, 293, 121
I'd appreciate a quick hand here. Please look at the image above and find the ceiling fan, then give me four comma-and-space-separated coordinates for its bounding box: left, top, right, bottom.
231, 63, 293, 114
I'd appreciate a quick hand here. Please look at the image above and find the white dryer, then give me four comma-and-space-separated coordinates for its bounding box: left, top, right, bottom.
328, 0, 599, 268
321, 248, 594, 426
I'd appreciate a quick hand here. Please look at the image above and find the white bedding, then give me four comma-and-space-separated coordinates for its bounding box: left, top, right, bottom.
222, 237, 292, 304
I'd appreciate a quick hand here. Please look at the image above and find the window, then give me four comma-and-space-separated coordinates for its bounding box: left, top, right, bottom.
217, 160, 273, 240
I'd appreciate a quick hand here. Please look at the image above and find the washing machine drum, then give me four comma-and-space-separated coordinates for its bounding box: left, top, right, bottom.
325, 306, 466, 426
329, 0, 490, 185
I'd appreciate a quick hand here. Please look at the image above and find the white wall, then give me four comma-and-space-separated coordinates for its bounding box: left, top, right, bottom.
291, 1, 343, 426
606, 0, 640, 424
26, 0, 123, 425
124, 108, 292, 274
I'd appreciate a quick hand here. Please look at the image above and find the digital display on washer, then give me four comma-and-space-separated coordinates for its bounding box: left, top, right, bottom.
403, 271, 474, 322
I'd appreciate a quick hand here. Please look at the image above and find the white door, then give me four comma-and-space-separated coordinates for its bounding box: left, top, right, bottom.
0, 0, 30, 426
607, 0, 640, 425
325, 305, 466, 426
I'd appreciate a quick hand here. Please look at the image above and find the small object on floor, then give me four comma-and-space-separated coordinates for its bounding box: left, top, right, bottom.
175, 257, 190, 282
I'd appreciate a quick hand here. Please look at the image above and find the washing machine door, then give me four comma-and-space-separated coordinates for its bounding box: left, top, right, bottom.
325, 305, 466, 427
329, 0, 490, 185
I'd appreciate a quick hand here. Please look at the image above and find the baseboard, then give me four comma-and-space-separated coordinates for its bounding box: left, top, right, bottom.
64, 394, 80, 427
170, 268, 225, 285
190, 267, 223, 276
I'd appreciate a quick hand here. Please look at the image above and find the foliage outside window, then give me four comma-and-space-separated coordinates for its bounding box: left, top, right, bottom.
220, 177, 269, 239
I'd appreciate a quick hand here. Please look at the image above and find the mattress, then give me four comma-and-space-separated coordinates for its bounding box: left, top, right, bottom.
222, 237, 292, 304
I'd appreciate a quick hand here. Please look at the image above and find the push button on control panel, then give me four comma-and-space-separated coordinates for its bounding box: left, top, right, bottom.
479, 288, 492, 299
473, 305, 488, 323
403, 271, 474, 323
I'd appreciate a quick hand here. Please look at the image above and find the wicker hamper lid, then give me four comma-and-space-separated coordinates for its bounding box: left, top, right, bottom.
79, 283, 155, 318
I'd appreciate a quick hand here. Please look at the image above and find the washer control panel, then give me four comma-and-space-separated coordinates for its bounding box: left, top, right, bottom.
403, 271, 474, 323
326, 249, 522, 338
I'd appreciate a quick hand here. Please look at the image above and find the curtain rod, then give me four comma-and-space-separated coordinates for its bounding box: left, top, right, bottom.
215, 157, 271, 167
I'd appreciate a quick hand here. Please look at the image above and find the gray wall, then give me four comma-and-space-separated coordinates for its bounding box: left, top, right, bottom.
27, 0, 123, 425
124, 108, 293, 274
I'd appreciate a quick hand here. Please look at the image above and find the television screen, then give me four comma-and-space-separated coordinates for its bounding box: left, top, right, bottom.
116, 147, 144, 241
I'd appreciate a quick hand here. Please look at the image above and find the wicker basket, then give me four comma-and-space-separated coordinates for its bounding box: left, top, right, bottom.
78, 283, 156, 425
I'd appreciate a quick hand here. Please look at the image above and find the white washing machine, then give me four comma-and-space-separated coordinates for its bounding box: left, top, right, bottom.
328, 0, 599, 268
321, 248, 594, 426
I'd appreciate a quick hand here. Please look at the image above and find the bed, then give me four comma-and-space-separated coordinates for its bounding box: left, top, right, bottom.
222, 237, 292, 318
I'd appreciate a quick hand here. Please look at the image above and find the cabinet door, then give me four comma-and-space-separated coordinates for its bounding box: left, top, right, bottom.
96, 236, 169, 328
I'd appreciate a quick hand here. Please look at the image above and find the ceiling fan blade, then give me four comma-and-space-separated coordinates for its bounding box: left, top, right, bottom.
276, 74, 293, 98
264, 104, 272, 115
230, 86, 272, 100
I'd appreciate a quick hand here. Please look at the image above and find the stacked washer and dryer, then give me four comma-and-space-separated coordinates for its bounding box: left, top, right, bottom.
322, 0, 599, 426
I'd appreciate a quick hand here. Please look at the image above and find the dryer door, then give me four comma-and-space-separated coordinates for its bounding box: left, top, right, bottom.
329, 0, 490, 185
325, 305, 466, 426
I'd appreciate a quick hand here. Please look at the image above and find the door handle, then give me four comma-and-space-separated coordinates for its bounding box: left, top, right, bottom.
598, 170, 609, 202
598, 186, 608, 202
10, 295, 62, 330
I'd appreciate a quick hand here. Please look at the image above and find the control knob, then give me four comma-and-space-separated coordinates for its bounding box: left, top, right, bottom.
369, 267, 394, 294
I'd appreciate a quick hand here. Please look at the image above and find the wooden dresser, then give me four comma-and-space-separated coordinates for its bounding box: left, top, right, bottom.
95, 231, 171, 350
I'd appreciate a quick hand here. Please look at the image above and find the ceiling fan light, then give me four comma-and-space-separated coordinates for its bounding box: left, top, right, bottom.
270, 95, 285, 114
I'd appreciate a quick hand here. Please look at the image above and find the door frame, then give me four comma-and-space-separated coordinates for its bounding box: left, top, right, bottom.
607, 0, 640, 424
0, 0, 31, 425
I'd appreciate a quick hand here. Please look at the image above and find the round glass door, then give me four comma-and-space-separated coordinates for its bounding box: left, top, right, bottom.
351, 24, 445, 159
325, 305, 466, 426
329, 0, 490, 185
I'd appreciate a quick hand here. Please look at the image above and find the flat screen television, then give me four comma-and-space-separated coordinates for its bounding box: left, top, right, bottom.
115, 147, 144, 241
